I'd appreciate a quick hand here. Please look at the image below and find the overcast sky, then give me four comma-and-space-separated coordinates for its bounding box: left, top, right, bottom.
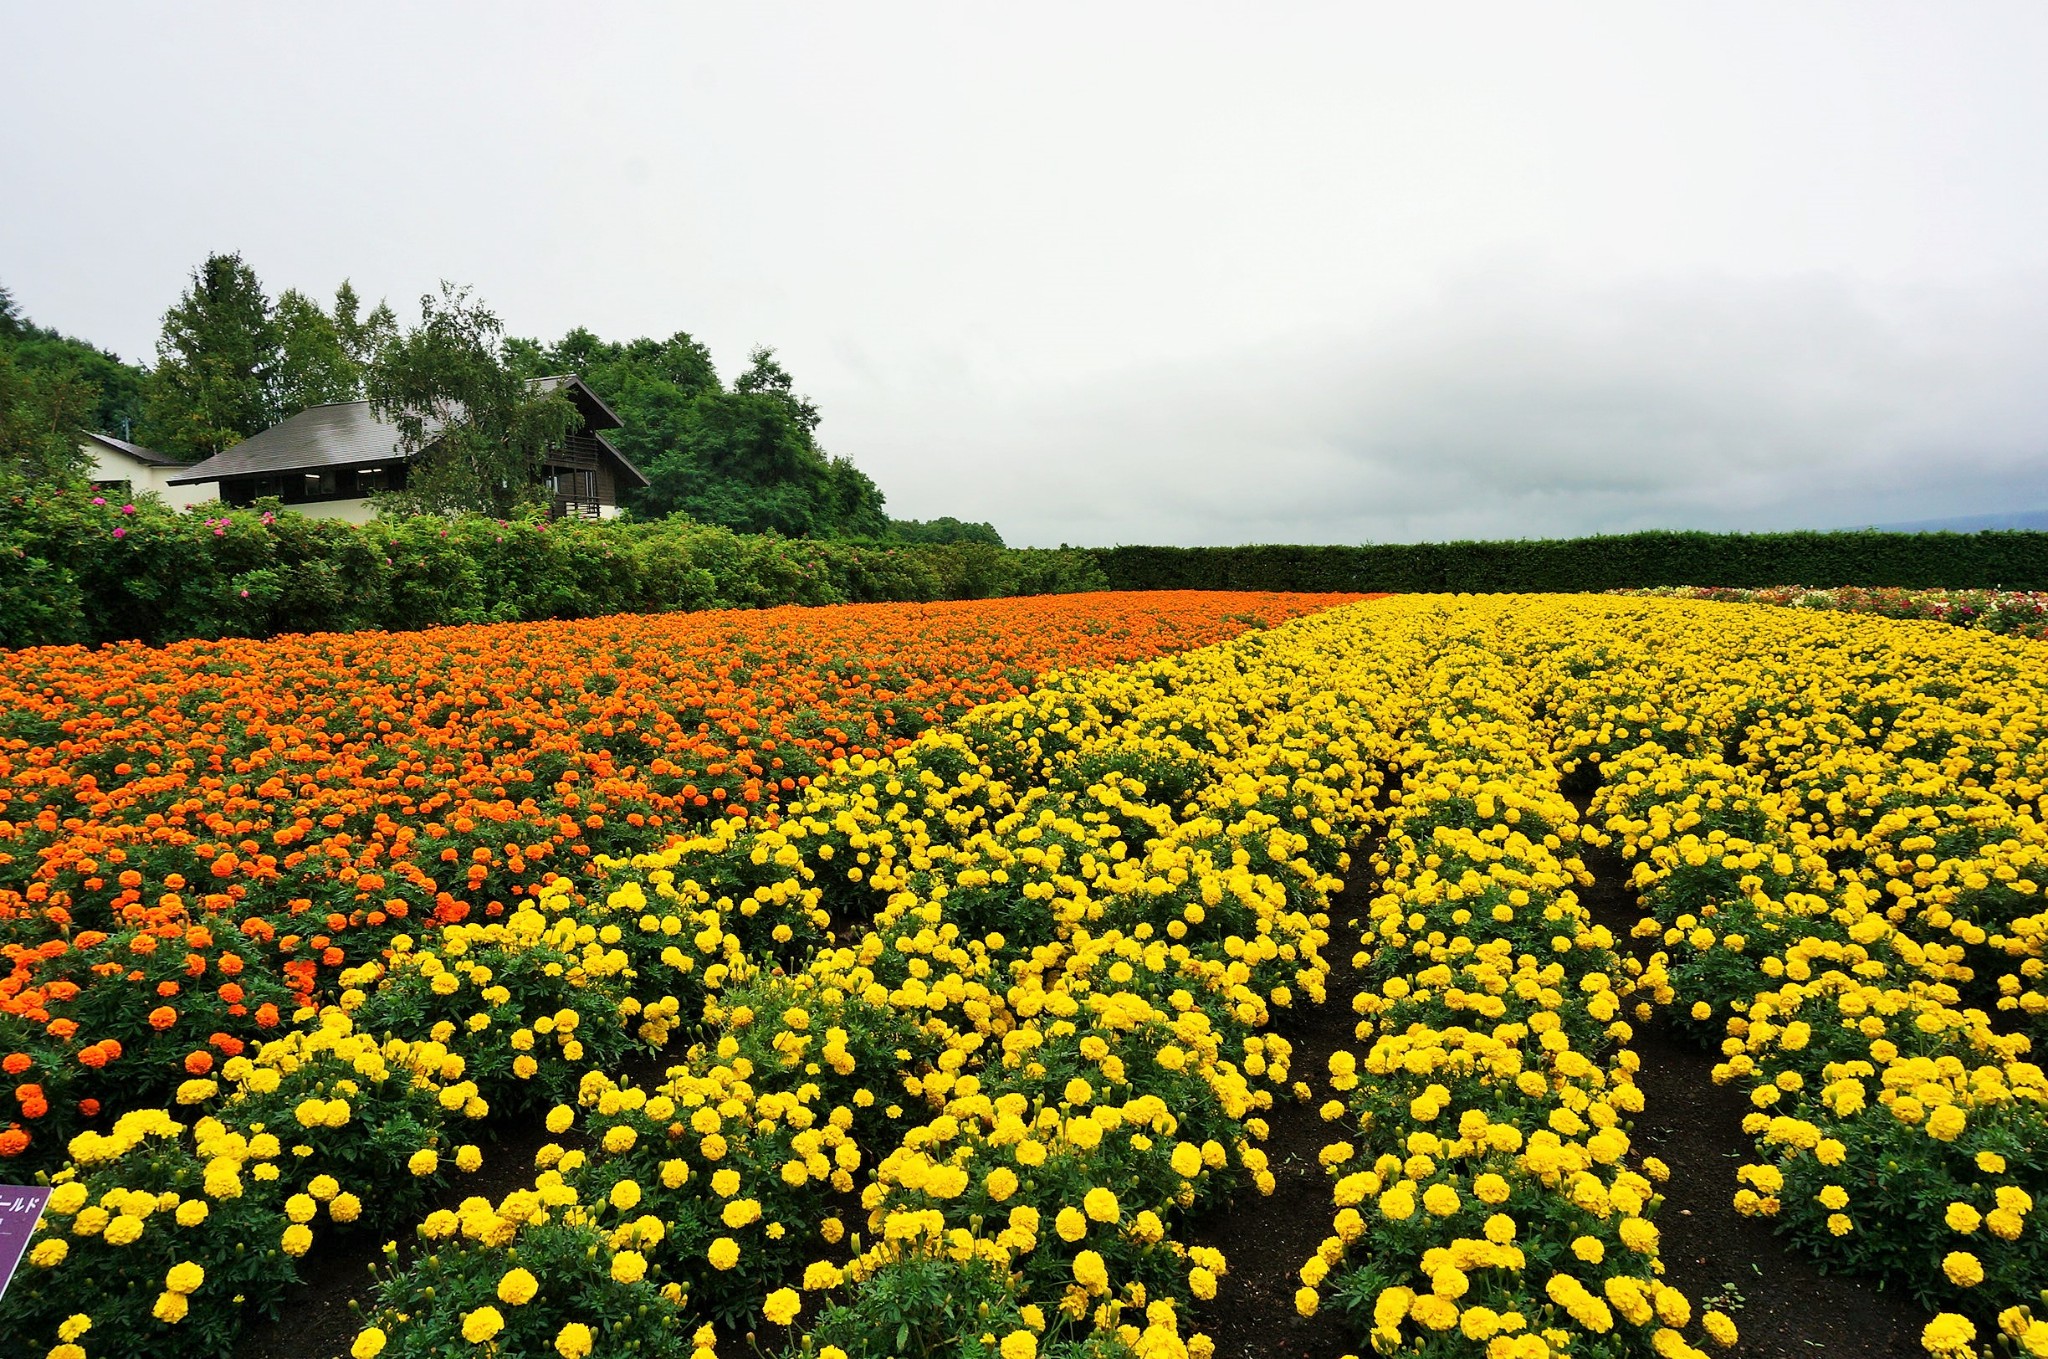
7, 3, 2047, 544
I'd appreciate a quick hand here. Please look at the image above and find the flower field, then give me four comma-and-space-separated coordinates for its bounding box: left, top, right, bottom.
9, 590, 2048, 1359
0, 591, 1349, 1165
1611, 585, 2048, 640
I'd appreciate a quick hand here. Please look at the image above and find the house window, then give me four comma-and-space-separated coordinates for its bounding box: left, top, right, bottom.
294, 470, 339, 501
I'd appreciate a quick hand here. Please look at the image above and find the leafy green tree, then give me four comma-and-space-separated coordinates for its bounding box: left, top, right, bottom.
272, 287, 363, 412
333, 280, 397, 370
0, 347, 94, 485
511, 329, 896, 537
732, 345, 820, 434
504, 327, 721, 486
883, 516, 1005, 546
367, 283, 577, 517
0, 284, 150, 441
822, 456, 892, 538
139, 252, 279, 457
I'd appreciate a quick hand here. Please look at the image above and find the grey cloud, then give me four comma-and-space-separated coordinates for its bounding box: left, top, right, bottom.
856, 272, 2048, 546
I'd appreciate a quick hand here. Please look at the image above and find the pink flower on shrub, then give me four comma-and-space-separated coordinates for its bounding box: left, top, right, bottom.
112, 527, 126, 539
91, 496, 106, 505
121, 504, 136, 515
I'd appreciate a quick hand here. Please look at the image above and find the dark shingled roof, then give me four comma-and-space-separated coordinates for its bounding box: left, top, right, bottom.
166, 376, 645, 488
82, 431, 186, 468
165, 401, 424, 484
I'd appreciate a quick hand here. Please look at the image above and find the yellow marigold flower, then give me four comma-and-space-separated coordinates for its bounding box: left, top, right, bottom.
1702, 1309, 1739, 1348
1571, 1235, 1605, 1264
30, 1238, 68, 1267
610, 1180, 642, 1212
103, 1215, 144, 1247
611, 1250, 648, 1284
1083, 1188, 1119, 1223
1946, 1202, 1982, 1234
455, 1145, 484, 1172
282, 1224, 314, 1257
1922, 1313, 1977, 1357
165, 1261, 205, 1295
330, 1193, 362, 1224
499, 1267, 539, 1306
1073, 1249, 1109, 1294
1943, 1252, 1984, 1288
554, 1323, 594, 1359
1411, 1294, 1459, 1330
462, 1306, 505, 1344
1421, 1184, 1461, 1217
763, 1288, 801, 1326
153, 1292, 189, 1324
1056, 1206, 1087, 1242
352, 1328, 388, 1359
409, 1150, 439, 1177
708, 1237, 740, 1270
58, 1316, 91, 1342
1001, 1332, 1037, 1359
1295, 1286, 1319, 1317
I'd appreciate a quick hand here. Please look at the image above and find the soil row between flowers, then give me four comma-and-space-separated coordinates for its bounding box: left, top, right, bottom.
1571, 814, 1934, 1358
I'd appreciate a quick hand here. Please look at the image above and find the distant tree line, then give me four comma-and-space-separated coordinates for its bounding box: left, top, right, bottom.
0, 255, 1002, 544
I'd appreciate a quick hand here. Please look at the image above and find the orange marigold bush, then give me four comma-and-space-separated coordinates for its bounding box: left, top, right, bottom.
0, 591, 1349, 1164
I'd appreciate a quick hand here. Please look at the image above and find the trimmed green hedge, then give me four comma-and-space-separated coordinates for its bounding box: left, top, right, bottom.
1094, 530, 2048, 594
14, 494, 2040, 651
0, 491, 1106, 648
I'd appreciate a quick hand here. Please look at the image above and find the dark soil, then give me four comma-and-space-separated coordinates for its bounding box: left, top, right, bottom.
1185, 859, 1374, 1359
1575, 824, 1935, 1358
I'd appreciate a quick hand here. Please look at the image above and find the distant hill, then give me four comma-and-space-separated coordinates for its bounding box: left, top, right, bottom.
1863, 509, 2048, 532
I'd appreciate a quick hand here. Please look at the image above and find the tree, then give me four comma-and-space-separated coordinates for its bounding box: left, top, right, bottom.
0, 348, 94, 486
139, 252, 279, 458
732, 345, 820, 434
884, 516, 1005, 546
272, 288, 362, 413
366, 283, 577, 517
0, 283, 150, 441
332, 279, 397, 370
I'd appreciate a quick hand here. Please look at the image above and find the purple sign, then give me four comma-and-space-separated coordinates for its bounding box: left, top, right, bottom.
0, 1185, 53, 1303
